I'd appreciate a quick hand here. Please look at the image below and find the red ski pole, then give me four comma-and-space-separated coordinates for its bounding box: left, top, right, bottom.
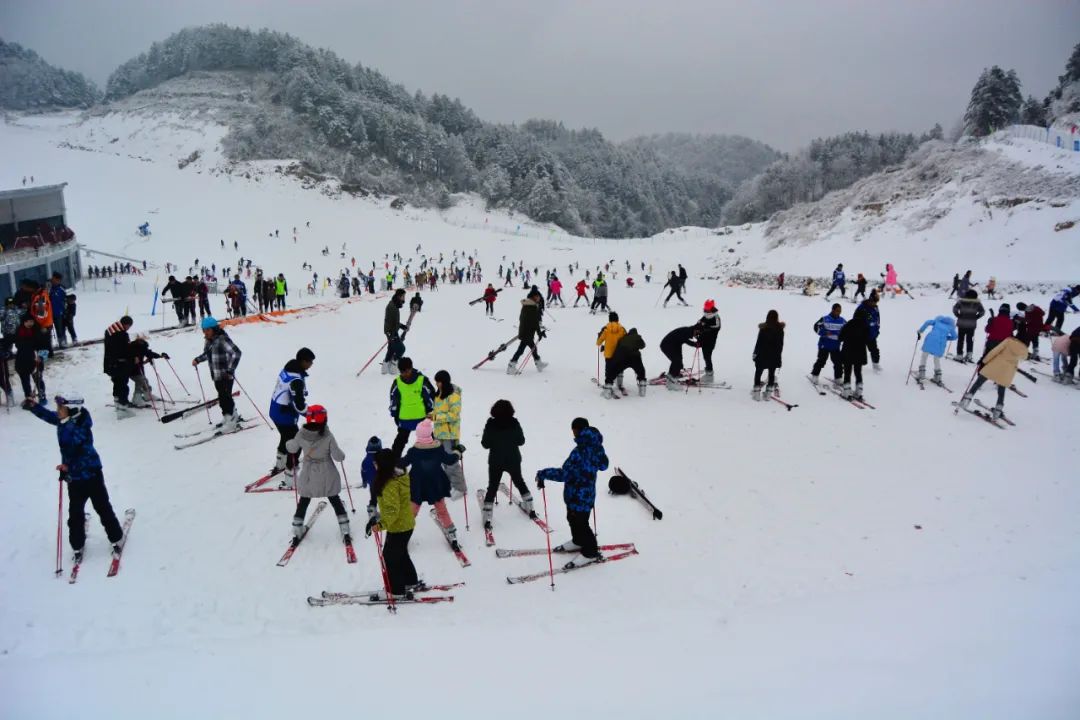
372, 528, 396, 614
356, 340, 389, 377
195, 364, 212, 423
461, 455, 470, 531
541, 483, 555, 590
232, 373, 273, 430
55, 474, 64, 577
340, 462, 356, 513
164, 357, 191, 396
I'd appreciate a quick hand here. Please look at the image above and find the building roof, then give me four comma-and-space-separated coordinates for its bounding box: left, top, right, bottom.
0, 183, 68, 203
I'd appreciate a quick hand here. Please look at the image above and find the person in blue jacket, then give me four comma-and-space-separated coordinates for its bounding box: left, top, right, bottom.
48, 272, 69, 347
362, 436, 382, 520
861, 292, 882, 369
536, 417, 609, 567
915, 315, 958, 385
268, 347, 314, 489
810, 304, 845, 386
825, 263, 846, 298
1047, 285, 1080, 332
24, 392, 123, 562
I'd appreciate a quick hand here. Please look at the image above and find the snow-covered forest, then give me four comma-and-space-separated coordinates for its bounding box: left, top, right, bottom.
0, 38, 100, 109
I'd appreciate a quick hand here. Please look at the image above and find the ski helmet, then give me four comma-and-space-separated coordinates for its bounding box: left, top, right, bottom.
304, 404, 328, 424
608, 473, 631, 495
201, 316, 219, 330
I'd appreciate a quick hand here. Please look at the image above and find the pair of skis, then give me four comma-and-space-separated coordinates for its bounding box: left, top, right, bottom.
953, 401, 1007, 429
476, 482, 553, 547
591, 377, 630, 398
498, 543, 640, 584
753, 385, 798, 410
611, 467, 663, 520
472, 334, 519, 370
648, 373, 732, 390
173, 420, 258, 449
430, 508, 470, 567
309, 582, 462, 607
159, 391, 240, 423
908, 372, 954, 393
276, 501, 357, 566
814, 376, 876, 409
68, 508, 136, 584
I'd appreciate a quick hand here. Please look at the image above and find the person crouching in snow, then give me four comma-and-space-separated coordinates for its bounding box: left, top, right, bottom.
536, 417, 609, 568
957, 336, 1028, 421
285, 404, 351, 548
127, 335, 169, 409
400, 419, 463, 550
915, 315, 957, 386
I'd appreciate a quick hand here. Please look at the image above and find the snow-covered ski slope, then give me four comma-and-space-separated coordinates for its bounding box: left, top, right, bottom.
1, 113, 1078, 719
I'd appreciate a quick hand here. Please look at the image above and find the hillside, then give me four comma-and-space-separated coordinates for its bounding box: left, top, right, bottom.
0, 38, 100, 110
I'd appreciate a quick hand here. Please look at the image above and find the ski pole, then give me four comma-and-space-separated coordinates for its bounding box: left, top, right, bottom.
955, 364, 981, 414
55, 474, 64, 577
356, 340, 389, 377
686, 347, 700, 394
460, 455, 469, 530
905, 335, 921, 386
540, 484, 555, 591
164, 357, 191, 396
151, 363, 175, 404
340, 462, 356, 514
232, 373, 272, 430
654, 286, 665, 308
195, 365, 212, 423
372, 528, 396, 614
592, 505, 598, 538
596, 347, 600, 386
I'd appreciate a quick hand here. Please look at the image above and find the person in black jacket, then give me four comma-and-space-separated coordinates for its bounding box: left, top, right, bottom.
479, 399, 533, 530
662, 272, 687, 307
14, 315, 47, 403
696, 300, 721, 379
610, 328, 648, 396
752, 310, 785, 400
507, 289, 548, 374
659, 325, 700, 390
163, 276, 185, 326
839, 305, 871, 401
103, 316, 135, 416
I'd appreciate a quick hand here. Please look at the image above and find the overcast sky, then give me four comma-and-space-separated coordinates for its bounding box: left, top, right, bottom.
2, 0, 1077, 150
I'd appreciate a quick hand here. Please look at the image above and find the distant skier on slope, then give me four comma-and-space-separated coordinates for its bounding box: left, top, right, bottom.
662, 271, 687, 307
825, 263, 846, 299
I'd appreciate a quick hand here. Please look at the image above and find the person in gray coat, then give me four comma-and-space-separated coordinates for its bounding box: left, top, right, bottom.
285, 404, 351, 547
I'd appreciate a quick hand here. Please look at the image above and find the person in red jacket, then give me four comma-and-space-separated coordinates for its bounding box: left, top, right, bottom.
573, 279, 589, 308
482, 283, 498, 317
983, 304, 1014, 359
1015, 302, 1046, 361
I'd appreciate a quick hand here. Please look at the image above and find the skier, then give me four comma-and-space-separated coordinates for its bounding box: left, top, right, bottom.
381, 289, 409, 375
809, 304, 845, 387
15, 315, 47, 404
163, 276, 186, 325
361, 436, 382, 520
862, 293, 882, 370
838, 305, 871, 401
777, 272, 785, 290
24, 392, 124, 562
752, 309, 784, 400
1050, 328, 1079, 383
482, 283, 498, 316
853, 273, 868, 301
478, 399, 533, 534
507, 288, 547, 374
1047, 285, 1080, 333
128, 335, 169, 408
678, 264, 688, 293
983, 304, 1015, 358
49, 273, 68, 347
659, 324, 700, 390
948, 273, 961, 299
596, 312, 627, 399
574, 279, 589, 307
825, 263, 846, 298
366, 448, 419, 599
957, 270, 977, 297
662, 271, 687, 306
881, 263, 899, 297
431, 370, 466, 500
915, 315, 957, 385
253, 271, 267, 313
536, 417, 609, 567
985, 276, 998, 300
192, 317, 242, 432
549, 275, 565, 307
957, 336, 1028, 421
409, 292, 423, 314
696, 300, 721, 381
610, 327, 648, 396
589, 276, 609, 314
389, 356, 436, 459
399, 418, 462, 551
952, 290, 985, 362
1014, 302, 1046, 360
103, 316, 135, 417
285, 405, 351, 548
269, 348, 314, 489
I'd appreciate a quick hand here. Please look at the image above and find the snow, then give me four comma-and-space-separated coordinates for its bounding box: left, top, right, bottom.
2, 113, 1079, 719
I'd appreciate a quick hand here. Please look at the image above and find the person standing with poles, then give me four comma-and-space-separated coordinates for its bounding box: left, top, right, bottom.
536, 417, 609, 568
365, 448, 419, 599
914, 315, 957, 386
285, 405, 352, 549
24, 392, 124, 563
507, 288, 548, 374
382, 289, 408, 375
573, 279, 589, 307
809, 304, 845, 387
192, 317, 242, 432
431, 370, 467, 500
662, 271, 688, 307
269, 348, 314, 489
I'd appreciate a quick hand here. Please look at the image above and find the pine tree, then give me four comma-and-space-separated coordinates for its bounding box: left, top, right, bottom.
963, 66, 1022, 137
1020, 95, 1047, 126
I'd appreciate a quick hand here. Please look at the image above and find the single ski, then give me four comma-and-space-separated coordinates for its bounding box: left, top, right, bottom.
507, 548, 639, 585
245, 467, 285, 492
468, 288, 503, 305
806, 375, 828, 396
974, 399, 1016, 426
472, 334, 519, 370
430, 508, 470, 567
277, 500, 328, 566
106, 508, 137, 578
1008, 384, 1028, 398
308, 594, 454, 607
477, 489, 495, 546
174, 422, 258, 449
499, 482, 552, 533
160, 391, 240, 423
344, 538, 357, 564
496, 542, 636, 559
822, 381, 869, 409
320, 582, 465, 601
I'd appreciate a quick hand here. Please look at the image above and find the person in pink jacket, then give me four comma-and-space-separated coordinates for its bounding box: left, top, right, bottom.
549, 276, 565, 307
881, 263, 899, 297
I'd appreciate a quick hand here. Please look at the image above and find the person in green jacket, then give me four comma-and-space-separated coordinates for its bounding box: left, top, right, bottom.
274, 273, 288, 310
366, 448, 418, 598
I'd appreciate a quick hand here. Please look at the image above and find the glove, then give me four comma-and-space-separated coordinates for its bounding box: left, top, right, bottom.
364, 517, 380, 537
538, 327, 547, 340
21, 398, 35, 410
535, 474, 545, 489
916, 332, 921, 339
454, 442, 466, 454
36, 350, 49, 360
161, 353, 170, 360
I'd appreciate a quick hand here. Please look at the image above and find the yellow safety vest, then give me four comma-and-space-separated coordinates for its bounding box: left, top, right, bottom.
396, 374, 426, 420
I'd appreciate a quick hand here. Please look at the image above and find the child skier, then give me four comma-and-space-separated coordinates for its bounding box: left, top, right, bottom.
610, 327, 648, 396
432, 370, 466, 500
853, 273, 867, 301
480, 399, 534, 530
752, 309, 784, 400
399, 419, 462, 550
536, 417, 609, 568
362, 436, 382, 519
1051, 329, 1079, 383
574, 279, 589, 307
285, 404, 351, 548
915, 315, 957, 385
128, 335, 170, 408
25, 392, 124, 562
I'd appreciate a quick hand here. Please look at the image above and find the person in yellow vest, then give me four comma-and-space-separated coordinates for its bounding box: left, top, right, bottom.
595, 312, 626, 399
274, 273, 288, 310
389, 356, 436, 459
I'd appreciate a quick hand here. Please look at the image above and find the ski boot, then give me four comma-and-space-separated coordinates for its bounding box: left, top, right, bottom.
481, 503, 494, 530
765, 383, 777, 399
72, 548, 84, 564
114, 402, 135, 420
637, 380, 647, 397
702, 370, 714, 384
534, 359, 548, 372
990, 404, 1004, 422
506, 360, 519, 375
841, 383, 854, 400
933, 369, 943, 385
964, 352, 974, 363
957, 393, 973, 411
616, 374, 626, 395
111, 543, 122, 557
915, 365, 926, 382
601, 383, 616, 399
872, 362, 881, 373
366, 504, 379, 522
853, 382, 864, 401
446, 525, 461, 552
129, 390, 151, 408
554, 541, 580, 553
809, 374, 820, 387
381, 361, 390, 375
337, 514, 351, 540
751, 383, 764, 401
520, 493, 537, 518
272, 451, 287, 474
565, 551, 603, 569
665, 374, 681, 391
219, 412, 239, 433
